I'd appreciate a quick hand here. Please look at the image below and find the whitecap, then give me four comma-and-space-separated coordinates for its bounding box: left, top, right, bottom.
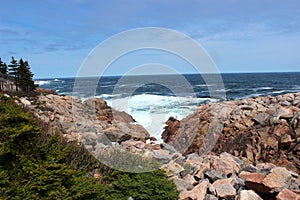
194, 84, 214, 87
95, 94, 123, 100
107, 94, 217, 141
270, 90, 286, 94
253, 87, 273, 91
35, 80, 51, 85
216, 88, 231, 92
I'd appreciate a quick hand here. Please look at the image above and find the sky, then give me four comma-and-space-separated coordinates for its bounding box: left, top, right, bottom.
0, 0, 300, 78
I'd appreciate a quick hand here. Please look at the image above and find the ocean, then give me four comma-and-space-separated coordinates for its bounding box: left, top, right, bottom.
36, 72, 300, 140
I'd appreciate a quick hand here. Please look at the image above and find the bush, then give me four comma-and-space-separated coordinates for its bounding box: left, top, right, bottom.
0, 94, 106, 199
0, 94, 179, 199
106, 170, 179, 200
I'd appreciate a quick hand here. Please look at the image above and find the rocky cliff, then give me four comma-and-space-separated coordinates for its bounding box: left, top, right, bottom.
162, 92, 300, 174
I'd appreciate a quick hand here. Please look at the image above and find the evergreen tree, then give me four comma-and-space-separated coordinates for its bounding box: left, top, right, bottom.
8, 57, 19, 91
0, 58, 7, 78
18, 58, 36, 93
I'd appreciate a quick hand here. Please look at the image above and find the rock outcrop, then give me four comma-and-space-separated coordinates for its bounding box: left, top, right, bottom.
27, 94, 150, 147
162, 92, 300, 174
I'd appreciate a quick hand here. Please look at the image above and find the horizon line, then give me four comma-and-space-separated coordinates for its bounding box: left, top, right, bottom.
34, 71, 300, 80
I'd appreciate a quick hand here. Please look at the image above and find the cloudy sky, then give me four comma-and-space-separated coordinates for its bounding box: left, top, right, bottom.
1, 0, 300, 78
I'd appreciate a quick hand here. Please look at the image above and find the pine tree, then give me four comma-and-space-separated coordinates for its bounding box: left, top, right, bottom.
18, 58, 36, 93
8, 57, 20, 91
0, 58, 8, 78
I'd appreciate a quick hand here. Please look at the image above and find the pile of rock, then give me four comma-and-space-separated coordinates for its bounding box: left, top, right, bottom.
169, 152, 300, 200
113, 139, 300, 199
162, 92, 300, 174
26, 94, 150, 148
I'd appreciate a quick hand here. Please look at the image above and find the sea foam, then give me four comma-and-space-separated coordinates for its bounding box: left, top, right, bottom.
103, 93, 217, 141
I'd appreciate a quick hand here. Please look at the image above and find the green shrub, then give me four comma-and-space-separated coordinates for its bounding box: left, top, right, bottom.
0, 94, 179, 199
0, 94, 106, 199
106, 170, 179, 200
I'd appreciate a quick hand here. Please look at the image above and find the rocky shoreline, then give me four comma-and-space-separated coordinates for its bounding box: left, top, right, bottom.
162, 92, 300, 175
18, 90, 300, 199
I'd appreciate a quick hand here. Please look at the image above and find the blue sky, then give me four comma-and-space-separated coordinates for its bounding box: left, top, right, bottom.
0, 0, 300, 78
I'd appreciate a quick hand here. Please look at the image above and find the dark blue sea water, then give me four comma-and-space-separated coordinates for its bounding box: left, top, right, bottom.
36, 73, 300, 100
36, 72, 300, 138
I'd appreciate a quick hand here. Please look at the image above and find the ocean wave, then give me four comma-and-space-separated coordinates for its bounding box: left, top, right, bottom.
35, 80, 51, 85
109, 94, 216, 111
216, 88, 231, 92
95, 94, 122, 99
292, 86, 300, 90
104, 93, 217, 141
270, 90, 286, 94
252, 87, 273, 92
194, 84, 215, 87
